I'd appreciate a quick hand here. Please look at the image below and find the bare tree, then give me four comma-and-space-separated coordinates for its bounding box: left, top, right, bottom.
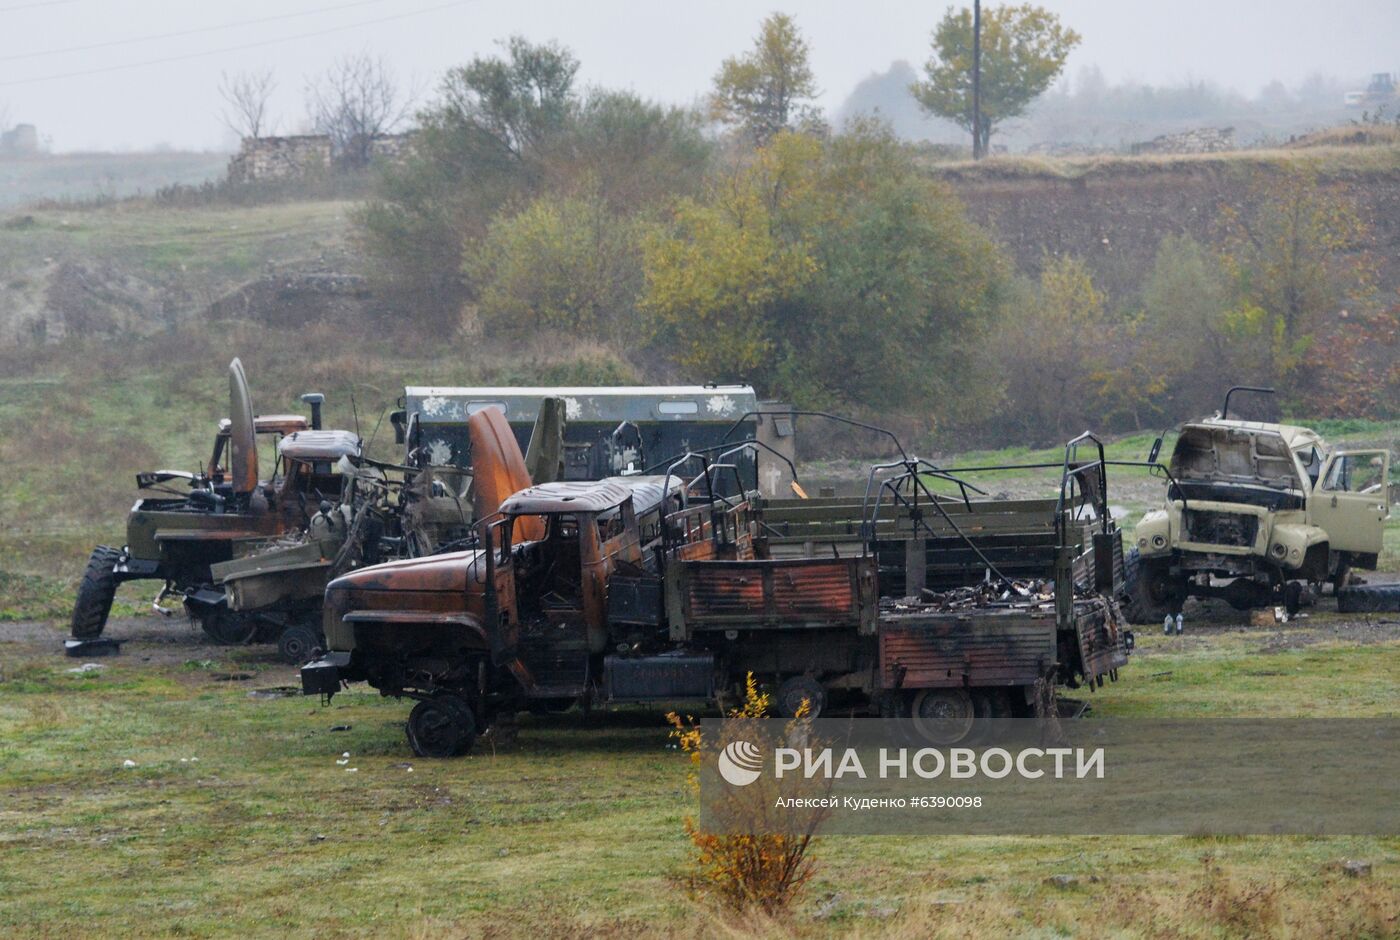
219, 69, 278, 140
305, 52, 410, 169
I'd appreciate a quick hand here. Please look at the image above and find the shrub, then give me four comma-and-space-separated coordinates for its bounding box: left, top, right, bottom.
666, 675, 829, 914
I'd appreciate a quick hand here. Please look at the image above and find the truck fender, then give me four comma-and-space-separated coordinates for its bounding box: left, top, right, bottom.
1133, 509, 1171, 557
1266, 523, 1328, 571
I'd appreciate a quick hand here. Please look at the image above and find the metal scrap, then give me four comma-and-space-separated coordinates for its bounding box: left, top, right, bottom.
880, 578, 1055, 613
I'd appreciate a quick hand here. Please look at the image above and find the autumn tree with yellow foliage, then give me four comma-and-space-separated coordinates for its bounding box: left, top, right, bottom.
642, 124, 1008, 432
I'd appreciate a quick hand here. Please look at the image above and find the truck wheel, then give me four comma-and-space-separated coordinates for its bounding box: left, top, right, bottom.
277, 624, 321, 665
1337, 584, 1400, 613
906, 688, 977, 746
199, 608, 258, 645
776, 676, 825, 719
1121, 548, 1177, 625
406, 694, 477, 758
71, 546, 121, 639
1283, 581, 1304, 617
1330, 564, 1351, 596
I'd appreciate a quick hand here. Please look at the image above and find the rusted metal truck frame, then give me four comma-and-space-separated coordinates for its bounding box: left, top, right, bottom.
666, 432, 1132, 742
304, 413, 1132, 757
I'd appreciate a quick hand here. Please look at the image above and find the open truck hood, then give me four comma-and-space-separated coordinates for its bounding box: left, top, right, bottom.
228, 358, 258, 495
326, 548, 486, 595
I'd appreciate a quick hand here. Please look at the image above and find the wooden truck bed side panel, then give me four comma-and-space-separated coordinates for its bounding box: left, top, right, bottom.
1073, 598, 1130, 683
760, 494, 1103, 594
666, 556, 877, 639
878, 609, 1058, 690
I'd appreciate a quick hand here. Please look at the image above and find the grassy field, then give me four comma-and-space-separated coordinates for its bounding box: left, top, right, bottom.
0, 614, 1396, 937
0, 152, 228, 210
1, 346, 1396, 934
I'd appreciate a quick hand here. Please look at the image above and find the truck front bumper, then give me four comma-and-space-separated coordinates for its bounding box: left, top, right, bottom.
301, 652, 351, 698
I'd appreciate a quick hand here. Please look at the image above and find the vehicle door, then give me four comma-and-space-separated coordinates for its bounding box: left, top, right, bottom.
1311, 450, 1391, 556
480, 516, 519, 666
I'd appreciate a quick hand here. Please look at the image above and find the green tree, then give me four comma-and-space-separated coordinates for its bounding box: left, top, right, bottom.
1218, 168, 1372, 386
437, 35, 580, 166
641, 133, 821, 380
776, 124, 1007, 428
551, 91, 712, 210
359, 39, 713, 331
358, 37, 581, 325
1085, 234, 1245, 431
710, 13, 819, 143
1000, 255, 1104, 441
1134, 234, 1241, 419
911, 4, 1080, 156
642, 124, 1009, 425
468, 188, 645, 346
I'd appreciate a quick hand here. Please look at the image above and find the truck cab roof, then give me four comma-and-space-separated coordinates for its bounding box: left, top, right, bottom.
277, 429, 362, 462
217, 415, 311, 436
499, 476, 678, 517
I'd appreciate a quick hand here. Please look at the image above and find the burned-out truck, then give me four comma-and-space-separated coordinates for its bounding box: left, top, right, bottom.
392, 384, 796, 496
303, 410, 1130, 757
70, 359, 360, 648
1125, 387, 1393, 622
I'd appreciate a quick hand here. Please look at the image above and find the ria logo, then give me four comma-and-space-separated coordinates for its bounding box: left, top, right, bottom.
717, 740, 764, 786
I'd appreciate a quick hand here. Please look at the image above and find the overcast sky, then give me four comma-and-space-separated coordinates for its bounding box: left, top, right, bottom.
2, 0, 1396, 152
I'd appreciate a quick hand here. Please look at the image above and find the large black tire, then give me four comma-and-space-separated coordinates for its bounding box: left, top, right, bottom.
406, 694, 477, 758
1337, 584, 1400, 613
883, 687, 986, 747
276, 624, 321, 665
776, 675, 826, 719
198, 607, 258, 645
70, 546, 121, 639
1121, 548, 1176, 625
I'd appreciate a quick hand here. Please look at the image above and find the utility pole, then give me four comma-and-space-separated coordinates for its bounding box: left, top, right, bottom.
972, 0, 983, 159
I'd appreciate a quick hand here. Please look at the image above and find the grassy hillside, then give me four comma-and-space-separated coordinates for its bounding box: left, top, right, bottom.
0, 197, 360, 346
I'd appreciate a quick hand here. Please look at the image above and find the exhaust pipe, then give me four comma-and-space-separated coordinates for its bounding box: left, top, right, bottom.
300, 392, 325, 430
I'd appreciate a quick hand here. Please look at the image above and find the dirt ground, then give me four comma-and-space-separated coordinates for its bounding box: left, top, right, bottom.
6, 615, 305, 679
